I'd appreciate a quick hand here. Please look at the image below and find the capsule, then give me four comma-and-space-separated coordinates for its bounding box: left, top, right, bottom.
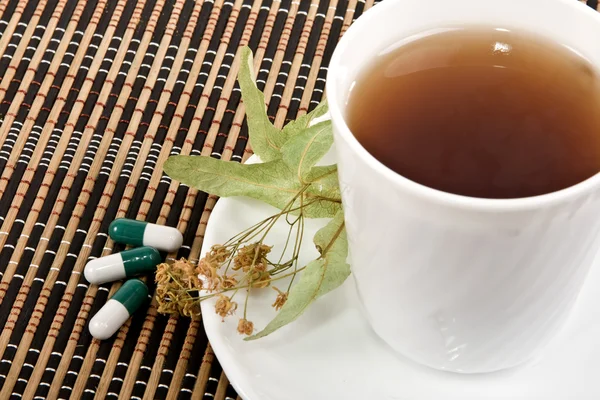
109, 218, 183, 252
84, 247, 161, 285
89, 279, 149, 340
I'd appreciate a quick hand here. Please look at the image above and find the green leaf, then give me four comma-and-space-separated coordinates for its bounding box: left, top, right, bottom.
281, 120, 334, 183
163, 155, 340, 218
281, 100, 329, 136
246, 211, 350, 340
238, 47, 285, 162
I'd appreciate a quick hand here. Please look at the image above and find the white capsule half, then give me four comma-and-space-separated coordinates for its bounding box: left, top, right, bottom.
84, 253, 125, 284
89, 279, 148, 340
88, 299, 130, 340
143, 223, 183, 252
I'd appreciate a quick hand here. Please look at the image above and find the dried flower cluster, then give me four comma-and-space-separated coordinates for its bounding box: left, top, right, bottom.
154, 171, 348, 339
156, 235, 292, 336
155, 258, 202, 318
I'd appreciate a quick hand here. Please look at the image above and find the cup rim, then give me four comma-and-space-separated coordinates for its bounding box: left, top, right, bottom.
326, 0, 600, 212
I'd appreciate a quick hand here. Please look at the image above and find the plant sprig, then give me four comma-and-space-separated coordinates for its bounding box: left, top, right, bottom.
159, 46, 350, 340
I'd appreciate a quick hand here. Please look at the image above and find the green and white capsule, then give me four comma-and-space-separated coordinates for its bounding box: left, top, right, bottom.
109, 218, 183, 252
89, 279, 149, 340
84, 247, 161, 285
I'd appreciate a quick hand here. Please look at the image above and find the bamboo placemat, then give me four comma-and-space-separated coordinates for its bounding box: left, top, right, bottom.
0, 0, 597, 399
0, 0, 384, 398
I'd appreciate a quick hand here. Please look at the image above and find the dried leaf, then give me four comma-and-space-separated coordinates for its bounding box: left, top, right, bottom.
238, 46, 287, 162
246, 211, 350, 340
281, 100, 328, 136
163, 155, 340, 218
281, 120, 334, 183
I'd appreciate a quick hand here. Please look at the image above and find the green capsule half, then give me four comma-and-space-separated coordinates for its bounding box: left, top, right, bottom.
109, 218, 183, 252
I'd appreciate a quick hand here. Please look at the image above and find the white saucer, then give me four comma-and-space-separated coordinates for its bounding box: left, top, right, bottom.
200, 155, 600, 400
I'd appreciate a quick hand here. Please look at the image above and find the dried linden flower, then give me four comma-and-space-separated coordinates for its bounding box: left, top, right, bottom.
219, 274, 238, 289
237, 318, 254, 336
233, 243, 272, 271
271, 287, 288, 311
175, 258, 201, 289
197, 258, 219, 291
182, 299, 200, 317
215, 294, 237, 321
251, 271, 271, 288
209, 244, 231, 263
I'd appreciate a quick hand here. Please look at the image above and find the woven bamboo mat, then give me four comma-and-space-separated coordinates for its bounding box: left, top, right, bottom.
0, 0, 385, 398
0, 0, 597, 399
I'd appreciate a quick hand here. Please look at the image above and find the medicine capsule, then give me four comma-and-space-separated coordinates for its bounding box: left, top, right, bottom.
89, 279, 149, 340
109, 218, 183, 252
84, 247, 161, 285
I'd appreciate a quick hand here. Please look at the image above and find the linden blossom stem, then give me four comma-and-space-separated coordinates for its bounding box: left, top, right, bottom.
243, 281, 251, 319
195, 267, 309, 302
191, 183, 337, 306
275, 219, 296, 266
287, 209, 305, 292
222, 184, 313, 275
220, 195, 318, 268
245, 184, 312, 278
224, 195, 319, 247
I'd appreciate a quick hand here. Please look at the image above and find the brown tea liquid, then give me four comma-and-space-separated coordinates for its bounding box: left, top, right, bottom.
347, 28, 600, 199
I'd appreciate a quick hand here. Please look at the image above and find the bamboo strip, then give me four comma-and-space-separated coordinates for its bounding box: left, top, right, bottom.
165, 318, 202, 400
214, 371, 231, 400
273, 0, 320, 126
139, 4, 259, 397
152, 0, 326, 396
0, 0, 30, 86
114, 1, 263, 396
185, 0, 317, 392
261, 0, 300, 103
214, 0, 370, 394
340, 0, 357, 36
0, 0, 55, 144
140, 315, 179, 400
0, 0, 14, 36
162, 2, 266, 396
0, 0, 150, 366
296, 0, 339, 116
45, 1, 193, 398
192, 344, 216, 399
0, 0, 9, 19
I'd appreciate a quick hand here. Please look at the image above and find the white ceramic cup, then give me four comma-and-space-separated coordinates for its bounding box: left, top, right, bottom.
327, 0, 600, 373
